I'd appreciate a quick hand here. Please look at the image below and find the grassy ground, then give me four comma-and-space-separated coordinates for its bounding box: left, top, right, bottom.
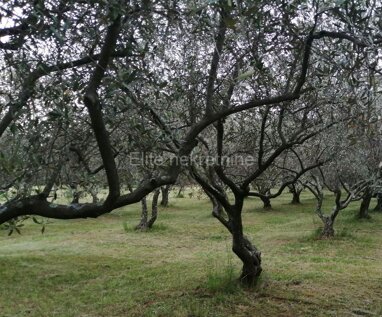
0, 189, 381, 317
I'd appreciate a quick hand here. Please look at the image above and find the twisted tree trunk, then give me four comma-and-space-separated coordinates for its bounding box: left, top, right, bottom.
210, 201, 262, 286
358, 190, 372, 219
135, 197, 148, 230
147, 189, 160, 228
160, 185, 170, 207
291, 190, 301, 204
230, 210, 262, 286
321, 216, 335, 238
260, 196, 272, 209
135, 189, 160, 230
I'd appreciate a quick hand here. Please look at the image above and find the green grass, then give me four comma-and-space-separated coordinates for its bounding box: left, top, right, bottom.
1, 190, 382, 317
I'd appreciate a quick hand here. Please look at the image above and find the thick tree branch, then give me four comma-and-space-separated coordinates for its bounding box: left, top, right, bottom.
83, 16, 122, 206
213, 120, 241, 194
205, 11, 227, 116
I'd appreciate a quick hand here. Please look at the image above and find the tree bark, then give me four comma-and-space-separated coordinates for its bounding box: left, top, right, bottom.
260, 196, 272, 209
321, 217, 335, 238
136, 189, 160, 230
160, 185, 170, 207
135, 197, 148, 230
205, 190, 224, 217
147, 189, 160, 228
358, 191, 372, 219
374, 194, 382, 212
291, 190, 301, 204
230, 211, 262, 286
212, 197, 224, 216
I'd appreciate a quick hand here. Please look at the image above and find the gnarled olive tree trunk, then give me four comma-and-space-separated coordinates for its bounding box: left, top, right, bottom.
288, 182, 303, 204
135, 197, 148, 230
147, 189, 160, 228
160, 185, 171, 207
291, 191, 301, 204
230, 212, 262, 286
306, 178, 367, 239
358, 189, 372, 219
321, 216, 335, 238
260, 196, 272, 209
135, 189, 160, 230
212, 199, 262, 286
293, 189, 303, 204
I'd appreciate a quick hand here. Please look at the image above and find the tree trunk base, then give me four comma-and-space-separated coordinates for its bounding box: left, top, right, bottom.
290, 192, 301, 205
135, 189, 160, 230
358, 192, 372, 220
135, 222, 148, 231
320, 224, 334, 238
260, 197, 272, 210
234, 236, 262, 287
240, 261, 262, 287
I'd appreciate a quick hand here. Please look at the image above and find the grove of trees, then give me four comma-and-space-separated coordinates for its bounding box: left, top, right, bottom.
0, 0, 381, 286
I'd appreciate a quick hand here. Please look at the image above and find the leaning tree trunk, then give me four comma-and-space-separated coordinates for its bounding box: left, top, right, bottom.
230, 211, 262, 286
260, 196, 272, 209
212, 202, 262, 286
358, 190, 372, 219
321, 216, 335, 238
135, 197, 148, 230
374, 194, 382, 212
147, 189, 160, 228
160, 185, 170, 207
